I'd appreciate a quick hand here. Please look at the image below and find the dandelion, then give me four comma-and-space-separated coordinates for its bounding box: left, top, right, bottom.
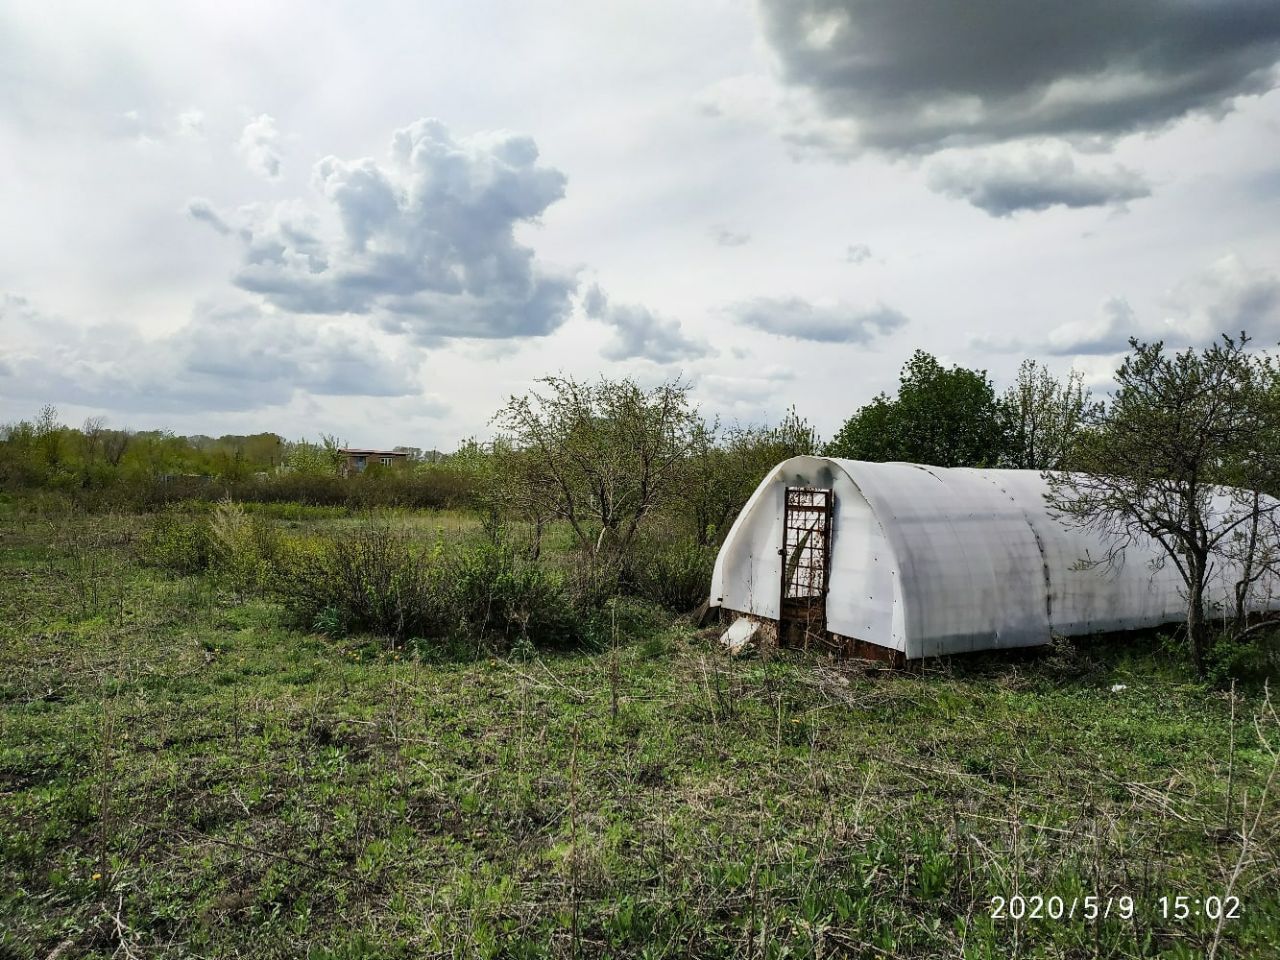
92, 872, 102, 881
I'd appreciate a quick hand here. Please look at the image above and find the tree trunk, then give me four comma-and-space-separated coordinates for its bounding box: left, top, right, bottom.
1187, 567, 1209, 678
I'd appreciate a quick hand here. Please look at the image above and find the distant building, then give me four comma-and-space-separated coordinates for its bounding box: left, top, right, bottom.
338, 448, 411, 476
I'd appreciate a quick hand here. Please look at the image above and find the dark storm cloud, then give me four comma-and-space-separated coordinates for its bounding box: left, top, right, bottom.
730, 295, 907, 343
757, 0, 1280, 154
582, 283, 710, 363
231, 119, 577, 343
0, 297, 421, 413
928, 150, 1151, 216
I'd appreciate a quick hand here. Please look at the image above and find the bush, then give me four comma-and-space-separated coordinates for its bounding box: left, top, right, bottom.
136, 509, 212, 574
273, 521, 452, 642
1204, 626, 1280, 685
270, 519, 591, 653
208, 498, 279, 595
624, 531, 716, 612
451, 538, 583, 648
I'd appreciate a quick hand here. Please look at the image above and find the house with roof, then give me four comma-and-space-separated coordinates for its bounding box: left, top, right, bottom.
338, 447, 411, 476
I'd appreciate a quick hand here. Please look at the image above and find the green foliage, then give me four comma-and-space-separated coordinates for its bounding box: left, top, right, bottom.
4, 509, 1280, 959
271, 520, 589, 652
1049, 334, 1280, 676
0, 409, 472, 511
136, 508, 212, 574
997, 358, 1101, 470
208, 498, 280, 595
825, 350, 1005, 467
452, 538, 583, 648
272, 521, 453, 644
492, 375, 703, 558
675, 407, 820, 546
625, 528, 717, 611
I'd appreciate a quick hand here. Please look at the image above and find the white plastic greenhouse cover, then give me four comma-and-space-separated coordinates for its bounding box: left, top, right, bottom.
708, 456, 1280, 659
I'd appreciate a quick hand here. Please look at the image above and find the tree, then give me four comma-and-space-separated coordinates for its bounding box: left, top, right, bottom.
284, 436, 344, 477
998, 359, 1102, 470
676, 406, 821, 545
825, 350, 1005, 467
493, 376, 702, 557
1046, 334, 1280, 677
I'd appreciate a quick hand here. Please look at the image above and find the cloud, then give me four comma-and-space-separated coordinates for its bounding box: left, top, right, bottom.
0, 296, 423, 413
729, 295, 907, 343
176, 108, 205, 139
710, 225, 751, 247
229, 119, 577, 343
756, 0, 1280, 156
928, 147, 1151, 216
1161, 253, 1280, 342
236, 114, 282, 179
582, 284, 710, 363
1045, 297, 1139, 355
1044, 256, 1280, 354
186, 198, 232, 235
845, 243, 872, 263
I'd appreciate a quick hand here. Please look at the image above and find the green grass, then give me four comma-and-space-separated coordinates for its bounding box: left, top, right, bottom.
1, 510, 1278, 958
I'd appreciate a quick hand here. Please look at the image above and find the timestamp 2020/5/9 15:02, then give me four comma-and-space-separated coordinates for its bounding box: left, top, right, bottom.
989, 894, 1242, 922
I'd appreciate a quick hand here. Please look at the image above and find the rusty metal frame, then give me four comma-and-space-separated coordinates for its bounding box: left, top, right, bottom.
779, 486, 834, 648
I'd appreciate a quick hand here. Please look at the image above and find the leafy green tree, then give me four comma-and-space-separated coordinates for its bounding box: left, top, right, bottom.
998, 359, 1102, 470
677, 406, 821, 545
493, 376, 702, 557
1046, 334, 1280, 677
825, 351, 1004, 467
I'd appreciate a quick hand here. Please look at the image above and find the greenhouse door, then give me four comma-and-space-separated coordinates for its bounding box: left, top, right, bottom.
779, 487, 833, 649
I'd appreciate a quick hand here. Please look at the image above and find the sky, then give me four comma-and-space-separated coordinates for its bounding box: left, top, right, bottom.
2, 0, 1279, 450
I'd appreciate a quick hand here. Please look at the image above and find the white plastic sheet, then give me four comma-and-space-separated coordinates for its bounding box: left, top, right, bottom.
708, 457, 1280, 659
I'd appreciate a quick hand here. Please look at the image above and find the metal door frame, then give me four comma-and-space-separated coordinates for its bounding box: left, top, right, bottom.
779, 486, 834, 648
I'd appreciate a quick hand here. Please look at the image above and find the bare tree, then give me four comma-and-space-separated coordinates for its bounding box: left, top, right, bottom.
81, 416, 107, 463
1047, 334, 1280, 676
101, 429, 132, 468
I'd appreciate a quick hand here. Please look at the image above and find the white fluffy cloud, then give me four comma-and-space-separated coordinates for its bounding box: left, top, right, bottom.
582, 284, 710, 363
230, 119, 578, 343
236, 114, 282, 180
0, 295, 423, 413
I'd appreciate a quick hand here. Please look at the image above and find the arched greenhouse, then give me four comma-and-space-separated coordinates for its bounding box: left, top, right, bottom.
708, 456, 1280, 661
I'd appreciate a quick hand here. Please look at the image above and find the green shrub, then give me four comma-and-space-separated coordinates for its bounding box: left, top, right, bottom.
272, 520, 452, 643
1205, 626, 1280, 685
451, 538, 583, 648
625, 530, 716, 612
208, 498, 279, 595
136, 509, 211, 574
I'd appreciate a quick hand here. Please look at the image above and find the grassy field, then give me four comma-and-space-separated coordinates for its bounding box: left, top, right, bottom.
2, 506, 1278, 958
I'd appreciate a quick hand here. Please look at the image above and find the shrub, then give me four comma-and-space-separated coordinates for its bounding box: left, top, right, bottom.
624, 530, 716, 612
272, 520, 452, 642
136, 509, 211, 574
451, 538, 583, 648
208, 498, 279, 595
1204, 626, 1280, 685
